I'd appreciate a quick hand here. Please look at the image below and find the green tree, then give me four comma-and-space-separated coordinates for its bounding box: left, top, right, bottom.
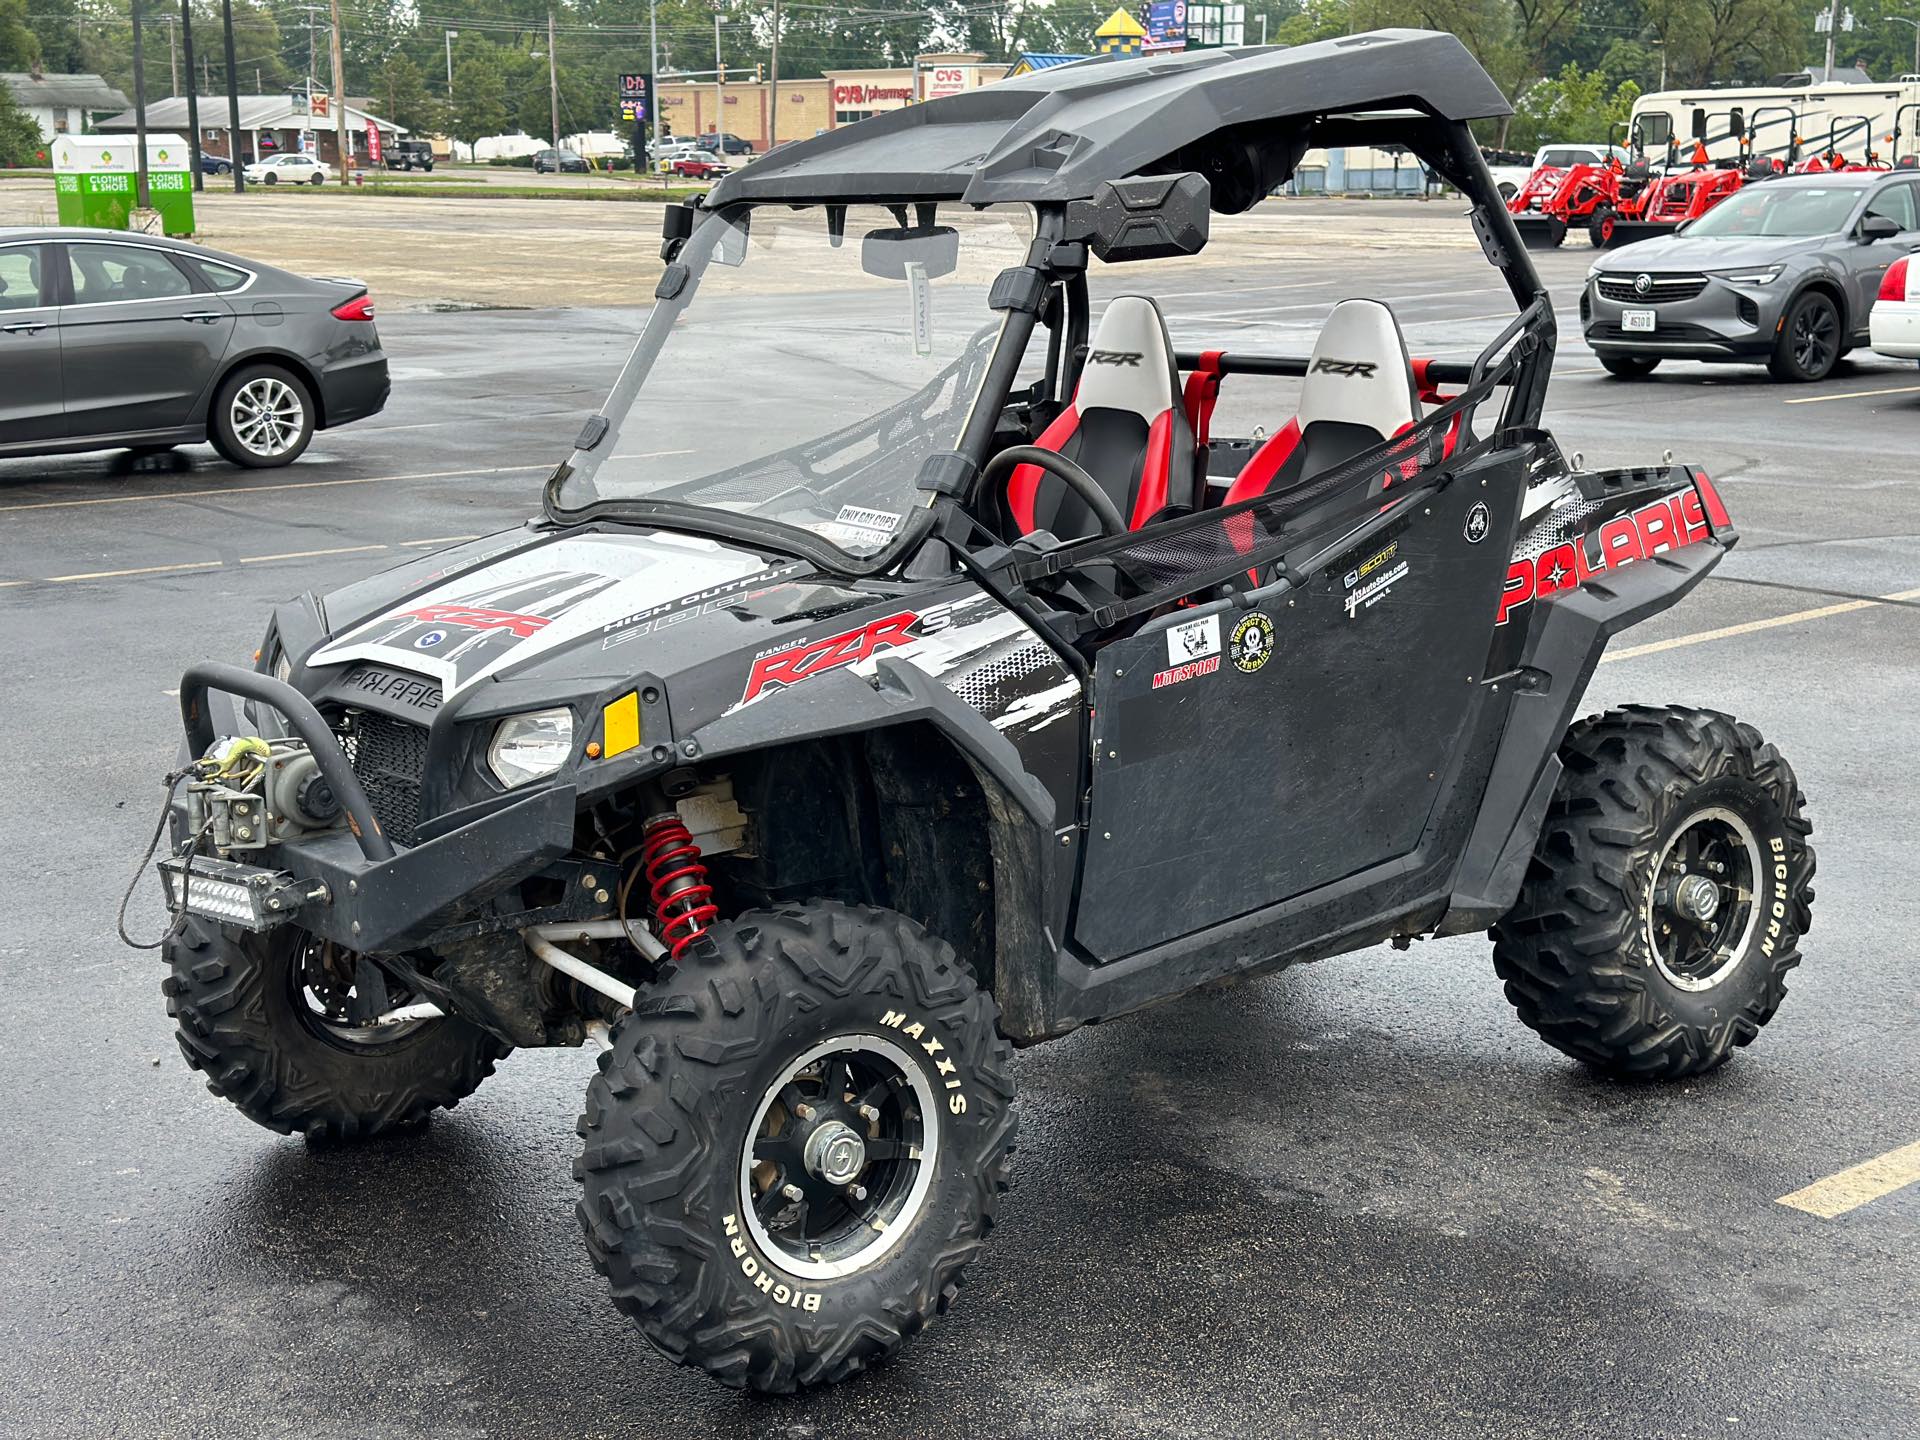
448, 46, 509, 155
1, 0, 40, 70
1506, 61, 1641, 149
377, 53, 444, 136
0, 81, 43, 164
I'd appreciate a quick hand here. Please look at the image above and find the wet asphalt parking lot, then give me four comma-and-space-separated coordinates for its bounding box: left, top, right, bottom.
2, 233, 1917, 1439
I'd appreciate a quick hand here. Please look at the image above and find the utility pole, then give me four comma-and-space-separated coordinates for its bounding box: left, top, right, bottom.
713, 14, 723, 146
221, 0, 244, 188
445, 29, 457, 93
1816, 6, 1856, 82
648, 0, 658, 165
548, 6, 561, 149
769, 0, 780, 148
132, 0, 151, 207
329, 0, 348, 179
166, 15, 179, 95
181, 0, 202, 190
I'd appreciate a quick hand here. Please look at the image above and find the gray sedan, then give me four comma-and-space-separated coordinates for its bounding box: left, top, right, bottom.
1582, 172, 1920, 382
0, 227, 389, 468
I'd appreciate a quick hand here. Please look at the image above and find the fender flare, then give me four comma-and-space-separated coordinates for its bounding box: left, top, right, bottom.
686, 662, 1065, 1039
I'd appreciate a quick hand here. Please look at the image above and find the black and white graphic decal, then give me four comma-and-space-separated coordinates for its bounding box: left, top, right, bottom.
1463, 501, 1491, 544
312, 534, 770, 696
1229, 613, 1274, 674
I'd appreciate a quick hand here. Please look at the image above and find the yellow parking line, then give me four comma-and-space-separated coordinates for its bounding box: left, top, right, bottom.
238, 544, 389, 564
1783, 382, 1920, 405
1777, 1140, 1920, 1218
1603, 586, 1920, 663
5, 534, 500, 589
43, 559, 223, 582
0, 463, 548, 514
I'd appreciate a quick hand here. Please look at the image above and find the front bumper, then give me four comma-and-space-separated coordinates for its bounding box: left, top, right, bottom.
318, 350, 391, 427
168, 663, 574, 951
1870, 299, 1920, 358
1582, 271, 1786, 359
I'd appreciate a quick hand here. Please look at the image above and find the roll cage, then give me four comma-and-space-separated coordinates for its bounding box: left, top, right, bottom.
546, 36, 1554, 599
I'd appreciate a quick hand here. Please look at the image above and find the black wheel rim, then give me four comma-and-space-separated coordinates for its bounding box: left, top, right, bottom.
1646, 807, 1762, 991
740, 1035, 936, 1280
289, 934, 436, 1051
1792, 301, 1837, 373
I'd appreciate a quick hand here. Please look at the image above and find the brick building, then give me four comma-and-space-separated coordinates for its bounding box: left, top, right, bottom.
657, 52, 998, 150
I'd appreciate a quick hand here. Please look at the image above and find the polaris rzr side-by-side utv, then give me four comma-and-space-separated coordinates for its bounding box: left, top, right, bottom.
144, 31, 1814, 1394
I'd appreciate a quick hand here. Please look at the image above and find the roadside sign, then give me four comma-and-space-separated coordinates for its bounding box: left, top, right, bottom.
366, 124, 383, 165
619, 73, 652, 126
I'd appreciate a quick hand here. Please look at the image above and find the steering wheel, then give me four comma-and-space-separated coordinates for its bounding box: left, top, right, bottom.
981, 445, 1129, 539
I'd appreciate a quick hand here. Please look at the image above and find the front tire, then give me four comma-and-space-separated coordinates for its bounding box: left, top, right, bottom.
162, 922, 509, 1139
576, 902, 1016, 1393
210, 363, 315, 468
1492, 707, 1814, 1079
1769, 290, 1842, 381
1599, 353, 1661, 378
1588, 206, 1617, 247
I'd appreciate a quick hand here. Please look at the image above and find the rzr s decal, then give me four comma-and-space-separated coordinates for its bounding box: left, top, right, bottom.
742, 611, 919, 703
1496, 487, 1715, 626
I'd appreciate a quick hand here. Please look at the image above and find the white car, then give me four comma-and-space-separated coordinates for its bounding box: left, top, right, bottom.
1870, 252, 1920, 364
244, 154, 332, 186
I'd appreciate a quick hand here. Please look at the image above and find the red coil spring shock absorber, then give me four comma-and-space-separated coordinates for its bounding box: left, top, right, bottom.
640, 813, 718, 959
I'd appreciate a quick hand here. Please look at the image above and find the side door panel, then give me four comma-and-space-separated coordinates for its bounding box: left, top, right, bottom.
0, 243, 62, 445
1850, 181, 1920, 328
57, 240, 235, 437
1072, 477, 1516, 962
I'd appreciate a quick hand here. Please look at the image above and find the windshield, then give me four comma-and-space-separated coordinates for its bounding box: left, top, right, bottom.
1684, 184, 1864, 238
551, 202, 1035, 559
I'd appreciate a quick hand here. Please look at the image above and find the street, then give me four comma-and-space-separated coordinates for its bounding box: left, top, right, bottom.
1, 225, 1916, 1439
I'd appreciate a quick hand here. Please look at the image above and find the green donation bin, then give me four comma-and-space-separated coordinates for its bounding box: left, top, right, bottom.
51, 133, 196, 237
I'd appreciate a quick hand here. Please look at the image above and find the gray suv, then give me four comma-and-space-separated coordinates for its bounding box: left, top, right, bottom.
1583, 172, 1920, 381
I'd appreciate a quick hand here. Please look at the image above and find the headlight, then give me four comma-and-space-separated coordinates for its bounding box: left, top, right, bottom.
487, 707, 574, 787
1713, 265, 1783, 285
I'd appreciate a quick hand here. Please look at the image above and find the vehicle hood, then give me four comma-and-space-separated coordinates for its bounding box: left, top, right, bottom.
1596, 233, 1831, 271
306, 525, 823, 701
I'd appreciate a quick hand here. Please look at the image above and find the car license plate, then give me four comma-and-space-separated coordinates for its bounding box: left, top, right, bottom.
1622, 309, 1657, 333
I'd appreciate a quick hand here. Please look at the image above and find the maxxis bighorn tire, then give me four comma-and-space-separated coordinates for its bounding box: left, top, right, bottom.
1491, 706, 1814, 1079
575, 901, 1017, 1393
162, 921, 509, 1139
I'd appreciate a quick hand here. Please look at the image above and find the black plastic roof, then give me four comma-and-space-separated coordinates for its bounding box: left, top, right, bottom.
709, 30, 1511, 208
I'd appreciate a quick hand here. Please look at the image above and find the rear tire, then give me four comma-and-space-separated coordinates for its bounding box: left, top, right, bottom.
1768, 290, 1842, 381
576, 902, 1016, 1392
1492, 706, 1814, 1080
210, 363, 315, 468
162, 922, 509, 1139
1599, 353, 1661, 378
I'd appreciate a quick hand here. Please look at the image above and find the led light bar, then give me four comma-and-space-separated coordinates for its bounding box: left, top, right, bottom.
158, 855, 318, 932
